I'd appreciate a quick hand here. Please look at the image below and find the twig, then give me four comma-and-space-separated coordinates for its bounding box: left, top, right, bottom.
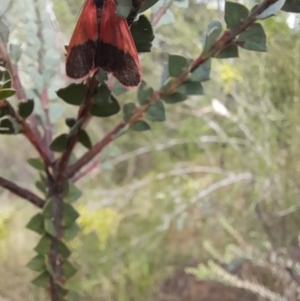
56, 74, 98, 184
0, 176, 45, 208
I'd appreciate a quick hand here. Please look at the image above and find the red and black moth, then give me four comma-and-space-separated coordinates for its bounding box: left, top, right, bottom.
66, 0, 142, 88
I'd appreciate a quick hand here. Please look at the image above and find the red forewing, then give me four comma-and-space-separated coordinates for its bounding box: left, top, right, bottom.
95, 0, 142, 88
66, 0, 98, 79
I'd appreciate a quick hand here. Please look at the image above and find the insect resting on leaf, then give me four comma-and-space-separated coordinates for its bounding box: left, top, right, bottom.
65, 0, 142, 88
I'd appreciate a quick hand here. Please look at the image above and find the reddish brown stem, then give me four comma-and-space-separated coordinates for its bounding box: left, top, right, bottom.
0, 176, 44, 208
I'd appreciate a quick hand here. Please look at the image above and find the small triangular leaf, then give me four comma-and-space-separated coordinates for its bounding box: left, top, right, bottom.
44, 219, 56, 237
50, 134, 68, 152
31, 271, 50, 288
163, 92, 187, 104
27, 158, 44, 170
145, 100, 165, 121
26, 255, 46, 272
62, 203, 79, 227
225, 1, 249, 28
26, 213, 44, 234
58, 241, 71, 258
56, 83, 87, 106
62, 260, 78, 279
77, 129, 92, 149
138, 80, 154, 105
34, 235, 51, 255
190, 59, 211, 82
237, 23, 267, 52
177, 81, 204, 95
18, 99, 34, 118
123, 102, 136, 122
130, 120, 151, 131
63, 222, 80, 241
168, 55, 189, 77
215, 45, 239, 58
203, 20, 222, 54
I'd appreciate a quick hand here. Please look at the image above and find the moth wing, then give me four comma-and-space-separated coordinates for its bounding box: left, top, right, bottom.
95, 0, 141, 88
66, 0, 98, 79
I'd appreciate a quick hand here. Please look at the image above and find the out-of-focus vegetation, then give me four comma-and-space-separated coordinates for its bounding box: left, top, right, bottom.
1, 0, 300, 300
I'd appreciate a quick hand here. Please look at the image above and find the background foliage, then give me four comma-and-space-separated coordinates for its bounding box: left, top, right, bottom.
1, 0, 300, 300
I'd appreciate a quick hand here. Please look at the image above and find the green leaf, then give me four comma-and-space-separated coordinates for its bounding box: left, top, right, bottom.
130, 120, 151, 131
257, 0, 285, 19
27, 255, 46, 272
34, 235, 51, 255
0, 88, 15, 100
190, 59, 211, 82
0, 118, 20, 134
56, 83, 87, 106
177, 81, 204, 95
131, 15, 154, 53
63, 203, 79, 227
203, 20, 222, 54
50, 134, 68, 152
215, 45, 239, 58
282, 0, 300, 12
138, 80, 154, 105
123, 102, 136, 122
62, 260, 77, 279
0, 67, 10, 82
163, 92, 187, 104
1, 79, 11, 89
90, 85, 120, 117
27, 158, 44, 170
115, 0, 132, 18
237, 23, 267, 52
54, 284, 69, 297
26, 213, 44, 234
31, 271, 50, 288
225, 1, 249, 28
66, 184, 82, 203
18, 99, 34, 118
77, 129, 92, 149
65, 117, 76, 128
58, 241, 71, 258
35, 179, 46, 194
168, 55, 188, 77
44, 219, 56, 237
145, 100, 165, 121
64, 223, 80, 241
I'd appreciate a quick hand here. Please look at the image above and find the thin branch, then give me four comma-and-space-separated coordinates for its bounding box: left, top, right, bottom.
67, 0, 278, 180
0, 176, 44, 208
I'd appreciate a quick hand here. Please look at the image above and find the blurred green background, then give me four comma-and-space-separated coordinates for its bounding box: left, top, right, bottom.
1, 0, 300, 300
